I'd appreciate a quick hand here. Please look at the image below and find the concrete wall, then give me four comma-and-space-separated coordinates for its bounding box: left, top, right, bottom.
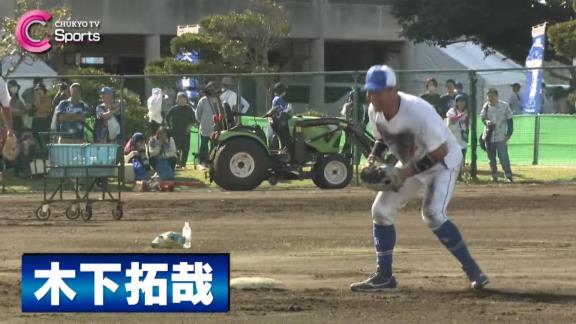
27, 0, 401, 41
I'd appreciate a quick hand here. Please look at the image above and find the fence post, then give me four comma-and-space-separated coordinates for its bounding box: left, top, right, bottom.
118, 75, 126, 188
352, 72, 360, 185
532, 114, 541, 165
468, 71, 478, 179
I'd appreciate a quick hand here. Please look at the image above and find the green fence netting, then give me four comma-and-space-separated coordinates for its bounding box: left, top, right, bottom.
188, 114, 576, 167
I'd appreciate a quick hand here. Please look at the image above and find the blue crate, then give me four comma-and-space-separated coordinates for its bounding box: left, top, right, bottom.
48, 145, 86, 167
85, 144, 118, 166
48, 144, 118, 167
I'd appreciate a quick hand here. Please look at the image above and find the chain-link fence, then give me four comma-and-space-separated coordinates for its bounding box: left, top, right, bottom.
1, 67, 575, 191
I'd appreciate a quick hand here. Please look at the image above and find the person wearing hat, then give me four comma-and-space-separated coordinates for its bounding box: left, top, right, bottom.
166, 92, 196, 168
95, 87, 121, 144
220, 77, 250, 115
267, 82, 292, 149
7, 80, 28, 133
481, 88, 514, 182
420, 77, 442, 115
31, 83, 52, 139
508, 83, 524, 115
51, 83, 91, 144
195, 81, 220, 167
350, 65, 488, 293
446, 94, 469, 178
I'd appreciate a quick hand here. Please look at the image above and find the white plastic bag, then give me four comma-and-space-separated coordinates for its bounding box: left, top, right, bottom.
147, 88, 163, 124
107, 116, 121, 141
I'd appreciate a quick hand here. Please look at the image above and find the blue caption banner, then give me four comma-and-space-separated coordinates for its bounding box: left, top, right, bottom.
22, 253, 229, 312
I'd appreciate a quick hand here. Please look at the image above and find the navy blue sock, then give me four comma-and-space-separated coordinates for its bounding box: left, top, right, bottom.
373, 224, 395, 278
433, 220, 480, 273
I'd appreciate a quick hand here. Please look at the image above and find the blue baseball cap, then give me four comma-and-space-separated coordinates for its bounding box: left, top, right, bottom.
100, 86, 113, 94
364, 65, 397, 92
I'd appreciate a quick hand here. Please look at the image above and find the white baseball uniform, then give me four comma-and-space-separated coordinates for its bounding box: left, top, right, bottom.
368, 91, 463, 230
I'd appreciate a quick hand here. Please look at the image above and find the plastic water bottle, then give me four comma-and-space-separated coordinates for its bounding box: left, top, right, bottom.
182, 222, 191, 249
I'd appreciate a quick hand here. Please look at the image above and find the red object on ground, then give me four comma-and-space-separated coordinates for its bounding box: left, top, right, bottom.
156, 180, 205, 192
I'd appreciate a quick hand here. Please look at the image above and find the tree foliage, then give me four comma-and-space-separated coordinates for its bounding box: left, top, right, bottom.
548, 0, 576, 59
390, 0, 574, 63
144, 0, 291, 82
0, 0, 70, 76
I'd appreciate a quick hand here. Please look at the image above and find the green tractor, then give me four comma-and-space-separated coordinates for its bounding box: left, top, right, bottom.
207, 106, 375, 191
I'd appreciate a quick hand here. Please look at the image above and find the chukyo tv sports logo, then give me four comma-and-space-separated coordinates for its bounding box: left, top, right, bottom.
16, 10, 101, 54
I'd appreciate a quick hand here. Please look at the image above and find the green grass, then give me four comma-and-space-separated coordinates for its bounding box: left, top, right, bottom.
1, 164, 575, 194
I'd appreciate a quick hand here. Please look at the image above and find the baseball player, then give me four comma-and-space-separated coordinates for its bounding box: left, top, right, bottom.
350, 65, 488, 292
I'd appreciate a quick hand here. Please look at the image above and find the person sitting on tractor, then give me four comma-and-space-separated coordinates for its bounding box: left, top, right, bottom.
268, 82, 292, 151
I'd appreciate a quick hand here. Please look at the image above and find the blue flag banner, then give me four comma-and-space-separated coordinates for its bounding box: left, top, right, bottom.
522, 23, 547, 114
22, 253, 229, 312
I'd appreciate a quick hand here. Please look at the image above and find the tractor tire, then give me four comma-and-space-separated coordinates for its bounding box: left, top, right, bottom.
312, 155, 353, 189
213, 138, 269, 191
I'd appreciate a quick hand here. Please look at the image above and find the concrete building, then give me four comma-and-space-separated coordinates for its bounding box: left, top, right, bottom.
1, 0, 413, 111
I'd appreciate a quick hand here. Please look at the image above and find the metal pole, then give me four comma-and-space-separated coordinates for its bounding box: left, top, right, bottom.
468, 71, 478, 179
532, 114, 541, 165
119, 76, 126, 188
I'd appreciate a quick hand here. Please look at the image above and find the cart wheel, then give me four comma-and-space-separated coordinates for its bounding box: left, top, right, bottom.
35, 205, 51, 220
112, 203, 123, 220
65, 204, 81, 220
81, 204, 93, 221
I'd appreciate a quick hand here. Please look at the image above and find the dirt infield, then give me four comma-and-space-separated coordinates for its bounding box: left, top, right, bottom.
1, 183, 576, 323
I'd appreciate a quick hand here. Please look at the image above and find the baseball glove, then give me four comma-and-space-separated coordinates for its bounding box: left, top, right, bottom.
360, 163, 403, 192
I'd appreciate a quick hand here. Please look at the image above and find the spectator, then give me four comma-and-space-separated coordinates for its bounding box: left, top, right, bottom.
508, 83, 524, 115
52, 82, 70, 108
439, 79, 458, 118
21, 78, 43, 107
195, 82, 219, 168
31, 83, 52, 142
420, 78, 442, 115
95, 87, 121, 144
481, 88, 514, 183
446, 94, 469, 178
148, 127, 177, 180
268, 82, 292, 150
220, 77, 250, 115
455, 81, 469, 102
166, 92, 196, 168
7, 80, 27, 133
147, 88, 164, 134
124, 132, 149, 181
51, 83, 90, 144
